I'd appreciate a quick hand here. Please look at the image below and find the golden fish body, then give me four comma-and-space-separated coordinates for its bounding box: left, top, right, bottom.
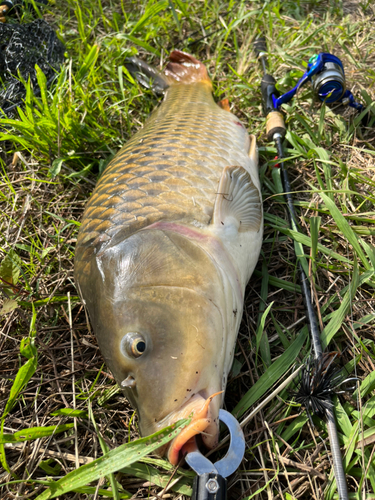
75, 51, 262, 463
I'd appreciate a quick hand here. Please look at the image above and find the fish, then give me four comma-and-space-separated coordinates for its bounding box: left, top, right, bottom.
74, 50, 263, 464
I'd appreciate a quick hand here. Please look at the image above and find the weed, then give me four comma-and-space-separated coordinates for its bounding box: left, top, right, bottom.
0, 0, 374, 498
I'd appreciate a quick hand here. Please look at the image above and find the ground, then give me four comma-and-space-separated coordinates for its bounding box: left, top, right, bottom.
0, 1, 375, 499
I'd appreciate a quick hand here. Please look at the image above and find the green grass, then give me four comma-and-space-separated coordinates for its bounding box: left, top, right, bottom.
1, 0, 375, 498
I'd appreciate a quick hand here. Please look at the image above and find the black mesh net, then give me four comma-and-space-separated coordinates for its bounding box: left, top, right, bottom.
0, 16, 65, 115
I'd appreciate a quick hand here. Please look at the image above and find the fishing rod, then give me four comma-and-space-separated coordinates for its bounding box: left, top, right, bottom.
253, 36, 349, 500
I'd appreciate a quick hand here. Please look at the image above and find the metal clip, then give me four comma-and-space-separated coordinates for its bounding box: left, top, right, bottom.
185, 410, 245, 500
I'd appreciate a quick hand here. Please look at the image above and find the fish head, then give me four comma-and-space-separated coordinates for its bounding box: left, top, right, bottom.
82, 228, 232, 462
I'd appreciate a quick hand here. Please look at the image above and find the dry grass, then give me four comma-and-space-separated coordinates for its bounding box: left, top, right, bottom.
1, 0, 375, 499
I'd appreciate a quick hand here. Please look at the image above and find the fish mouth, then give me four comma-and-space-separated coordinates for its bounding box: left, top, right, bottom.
165, 391, 223, 465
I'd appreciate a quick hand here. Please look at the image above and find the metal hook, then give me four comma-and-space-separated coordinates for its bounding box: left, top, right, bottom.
185, 409, 245, 478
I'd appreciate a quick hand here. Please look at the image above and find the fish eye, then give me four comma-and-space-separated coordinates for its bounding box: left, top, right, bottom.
132, 339, 146, 356
121, 332, 147, 359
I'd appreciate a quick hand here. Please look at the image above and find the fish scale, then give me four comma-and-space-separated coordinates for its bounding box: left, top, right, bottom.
74, 51, 262, 464
75, 82, 252, 281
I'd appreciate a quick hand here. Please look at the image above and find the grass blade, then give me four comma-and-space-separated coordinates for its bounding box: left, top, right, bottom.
272, 226, 351, 264
0, 424, 75, 444
256, 301, 273, 368
233, 327, 308, 418
120, 461, 193, 496
310, 215, 321, 274
1, 305, 38, 474
129, 0, 168, 35
321, 258, 359, 349
88, 403, 120, 500
35, 418, 189, 500
319, 192, 371, 270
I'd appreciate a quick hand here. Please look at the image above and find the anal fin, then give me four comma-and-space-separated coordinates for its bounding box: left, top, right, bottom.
212, 166, 262, 233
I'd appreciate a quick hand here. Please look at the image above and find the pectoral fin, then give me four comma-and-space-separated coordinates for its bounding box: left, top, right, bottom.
217, 98, 230, 111
212, 166, 262, 232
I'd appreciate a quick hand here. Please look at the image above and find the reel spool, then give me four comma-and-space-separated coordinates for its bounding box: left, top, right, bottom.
311, 60, 346, 103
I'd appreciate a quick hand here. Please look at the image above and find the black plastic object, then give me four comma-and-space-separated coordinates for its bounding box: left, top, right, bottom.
253, 38, 279, 115
261, 73, 278, 115
253, 36, 267, 56
253, 36, 268, 73
274, 137, 321, 356
191, 473, 227, 500
0, 18, 65, 115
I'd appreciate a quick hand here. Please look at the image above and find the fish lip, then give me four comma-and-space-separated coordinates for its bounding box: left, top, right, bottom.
167, 416, 211, 465
154, 390, 220, 465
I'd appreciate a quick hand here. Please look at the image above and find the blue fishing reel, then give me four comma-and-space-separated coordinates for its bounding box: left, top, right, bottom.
254, 36, 370, 140
273, 53, 363, 111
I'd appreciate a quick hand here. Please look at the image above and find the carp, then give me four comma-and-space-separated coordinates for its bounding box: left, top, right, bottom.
75, 50, 262, 464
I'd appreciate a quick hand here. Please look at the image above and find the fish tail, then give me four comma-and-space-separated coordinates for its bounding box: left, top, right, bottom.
164, 50, 212, 87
